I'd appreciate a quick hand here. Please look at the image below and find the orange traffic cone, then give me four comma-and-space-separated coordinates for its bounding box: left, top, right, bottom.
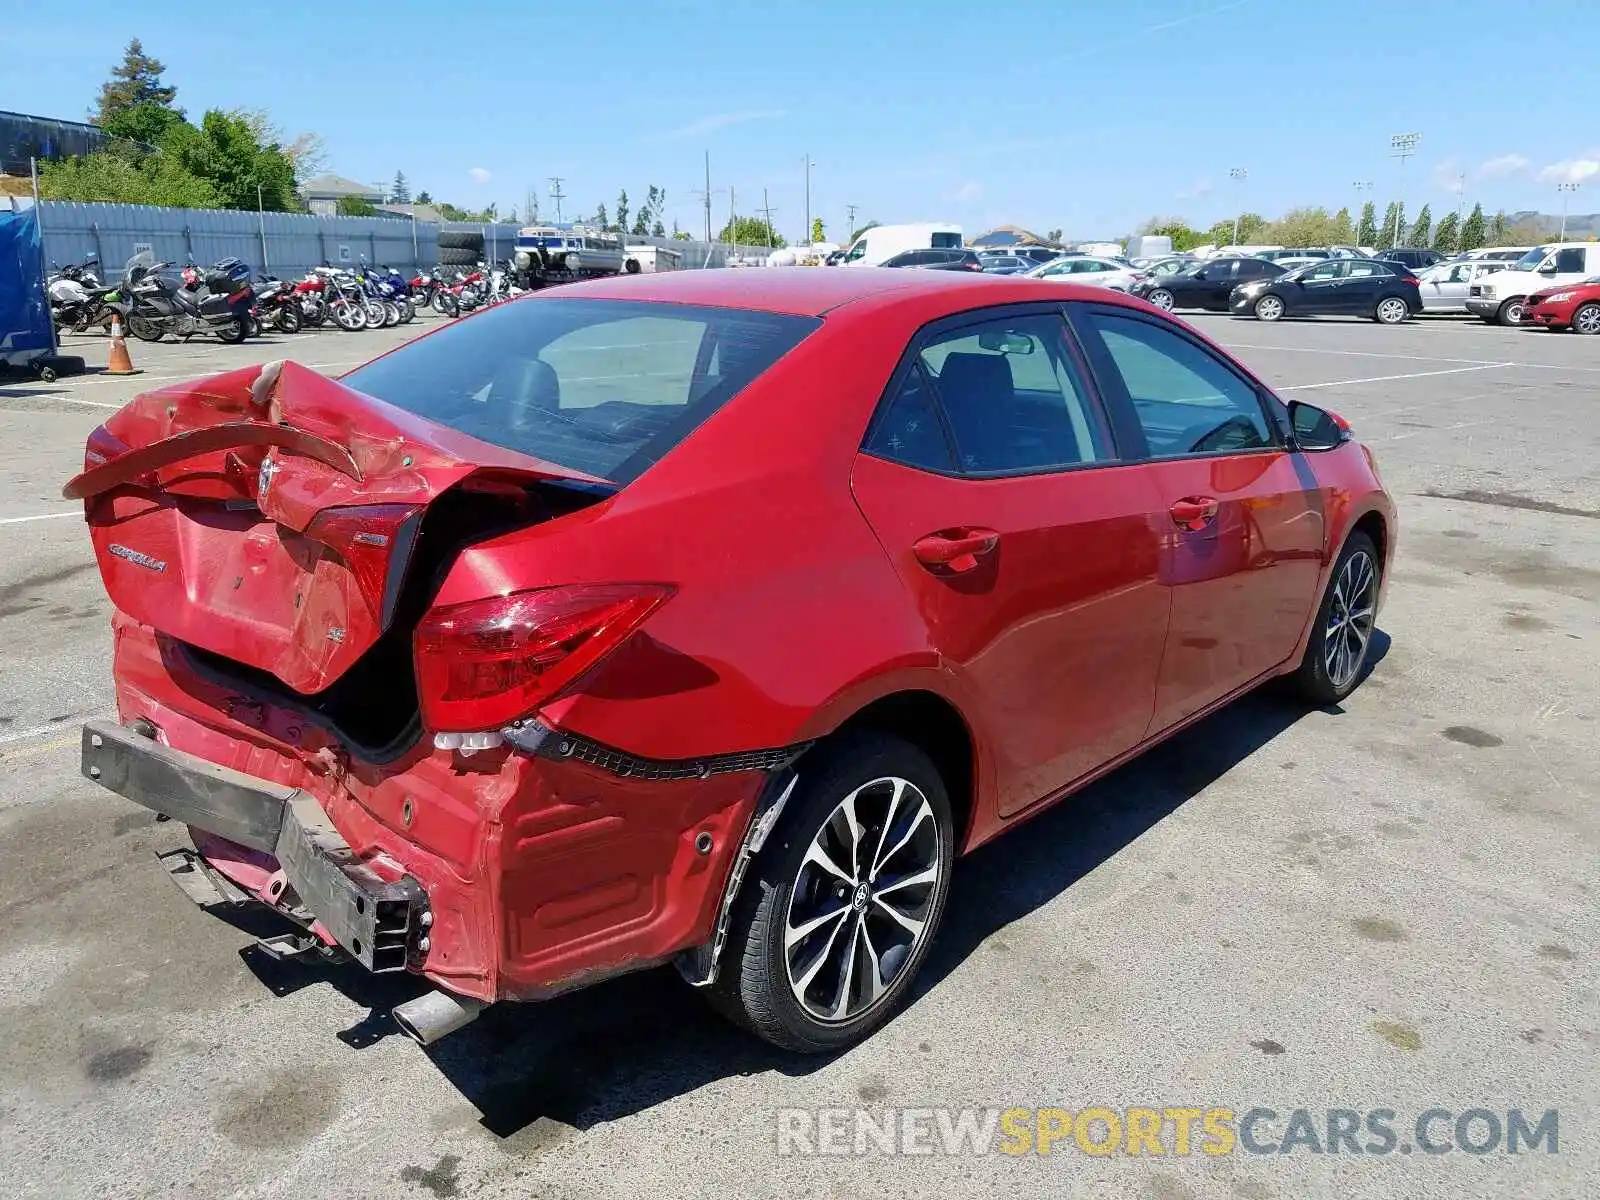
104, 318, 141, 376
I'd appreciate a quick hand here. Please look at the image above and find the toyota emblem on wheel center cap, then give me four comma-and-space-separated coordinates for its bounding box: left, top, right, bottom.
852, 883, 870, 912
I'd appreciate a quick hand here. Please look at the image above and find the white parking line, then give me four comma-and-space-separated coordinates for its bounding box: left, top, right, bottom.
1224, 341, 1600, 374
0, 510, 80, 526
1277, 363, 1514, 391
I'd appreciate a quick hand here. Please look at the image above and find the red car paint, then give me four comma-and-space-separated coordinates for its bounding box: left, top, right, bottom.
72, 268, 1395, 1009
1524, 278, 1600, 331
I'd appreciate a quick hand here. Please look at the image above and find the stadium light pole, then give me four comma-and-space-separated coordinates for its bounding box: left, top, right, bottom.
1389, 132, 1420, 245
1229, 167, 1247, 244
1557, 182, 1580, 240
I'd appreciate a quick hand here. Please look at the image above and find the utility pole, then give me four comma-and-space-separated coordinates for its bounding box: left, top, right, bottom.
1228, 167, 1247, 245
548, 176, 565, 225
704, 151, 712, 243
803, 154, 813, 247
1558, 182, 1580, 240
760, 189, 779, 247
845, 203, 858, 239
728, 185, 737, 245
1389, 132, 1420, 246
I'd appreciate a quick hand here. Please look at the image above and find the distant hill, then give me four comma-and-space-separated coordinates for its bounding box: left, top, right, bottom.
1509, 210, 1599, 236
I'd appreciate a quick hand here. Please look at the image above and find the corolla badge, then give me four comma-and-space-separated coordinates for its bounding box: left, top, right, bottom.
108, 543, 167, 573
258, 455, 281, 500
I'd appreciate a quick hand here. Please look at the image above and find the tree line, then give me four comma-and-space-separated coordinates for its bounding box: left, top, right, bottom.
1139, 198, 1551, 253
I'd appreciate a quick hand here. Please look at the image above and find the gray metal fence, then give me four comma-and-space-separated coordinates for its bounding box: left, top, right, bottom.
39, 201, 779, 281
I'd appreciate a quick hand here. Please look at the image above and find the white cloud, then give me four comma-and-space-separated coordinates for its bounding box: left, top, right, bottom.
663, 110, 786, 141
468, 167, 492, 184
1431, 157, 1464, 190
1538, 157, 1600, 186
1476, 153, 1529, 180
949, 181, 983, 203
1176, 177, 1214, 201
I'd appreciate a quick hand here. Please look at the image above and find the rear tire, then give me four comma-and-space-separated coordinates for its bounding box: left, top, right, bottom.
1497, 298, 1526, 327
273, 304, 302, 334
1147, 288, 1175, 310
215, 317, 247, 344
1293, 531, 1380, 706
1572, 302, 1600, 335
704, 733, 954, 1054
1374, 296, 1408, 324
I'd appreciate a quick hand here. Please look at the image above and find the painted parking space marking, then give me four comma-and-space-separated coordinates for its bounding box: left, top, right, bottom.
1276, 363, 1515, 391
1223, 340, 1600, 374
0, 511, 81, 527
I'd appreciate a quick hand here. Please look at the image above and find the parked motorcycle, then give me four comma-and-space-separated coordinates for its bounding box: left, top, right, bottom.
48, 256, 123, 333
124, 253, 255, 343
253, 276, 303, 334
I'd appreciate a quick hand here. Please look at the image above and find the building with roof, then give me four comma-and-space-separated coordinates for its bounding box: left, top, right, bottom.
968, 224, 1057, 250
300, 173, 385, 216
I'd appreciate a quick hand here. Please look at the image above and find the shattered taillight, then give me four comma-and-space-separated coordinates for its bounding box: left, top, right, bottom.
413, 584, 674, 732
305, 504, 422, 625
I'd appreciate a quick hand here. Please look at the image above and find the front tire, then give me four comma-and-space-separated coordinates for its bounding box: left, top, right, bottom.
1497, 298, 1526, 327
1293, 531, 1380, 705
1254, 294, 1284, 322
705, 734, 954, 1053
1572, 302, 1600, 335
273, 304, 302, 334
1147, 288, 1175, 311
215, 317, 247, 344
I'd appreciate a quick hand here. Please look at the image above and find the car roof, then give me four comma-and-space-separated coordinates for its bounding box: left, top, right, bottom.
544, 265, 1131, 318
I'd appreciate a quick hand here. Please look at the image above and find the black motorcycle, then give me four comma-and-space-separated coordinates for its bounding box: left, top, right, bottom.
123, 253, 255, 344
47, 257, 124, 333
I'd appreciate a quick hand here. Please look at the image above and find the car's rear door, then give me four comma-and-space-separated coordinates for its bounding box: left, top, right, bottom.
851, 305, 1170, 818
1343, 259, 1392, 312
1069, 304, 1325, 732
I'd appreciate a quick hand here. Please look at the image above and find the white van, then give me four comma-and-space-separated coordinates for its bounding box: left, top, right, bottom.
839, 223, 964, 267
1465, 243, 1600, 325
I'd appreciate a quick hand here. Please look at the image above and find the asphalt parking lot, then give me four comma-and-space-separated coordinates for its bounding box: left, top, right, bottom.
0, 309, 1594, 1200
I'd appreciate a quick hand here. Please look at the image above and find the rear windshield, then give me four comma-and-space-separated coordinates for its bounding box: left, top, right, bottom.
341, 298, 819, 485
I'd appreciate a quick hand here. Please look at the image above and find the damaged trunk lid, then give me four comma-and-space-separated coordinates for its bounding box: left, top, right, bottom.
66, 359, 609, 697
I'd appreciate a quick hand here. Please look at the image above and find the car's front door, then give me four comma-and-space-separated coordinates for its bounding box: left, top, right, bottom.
1196, 259, 1239, 308
1070, 305, 1326, 731
851, 307, 1171, 818
1290, 260, 1348, 313
1423, 262, 1468, 309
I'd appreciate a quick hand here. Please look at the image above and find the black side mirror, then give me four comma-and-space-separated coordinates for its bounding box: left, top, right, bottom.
1289, 400, 1349, 451
1538, 262, 1558, 274
1193, 270, 1208, 281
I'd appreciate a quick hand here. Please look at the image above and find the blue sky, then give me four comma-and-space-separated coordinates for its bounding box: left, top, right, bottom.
8, 0, 1599, 241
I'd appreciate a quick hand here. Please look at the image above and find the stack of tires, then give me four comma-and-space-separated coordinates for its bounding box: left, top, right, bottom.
437, 230, 484, 267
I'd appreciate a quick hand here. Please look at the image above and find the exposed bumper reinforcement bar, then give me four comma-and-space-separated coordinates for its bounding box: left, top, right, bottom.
81, 719, 426, 974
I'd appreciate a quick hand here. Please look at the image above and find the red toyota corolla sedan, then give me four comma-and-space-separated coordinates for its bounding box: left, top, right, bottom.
68, 269, 1395, 1053
1524, 275, 1600, 333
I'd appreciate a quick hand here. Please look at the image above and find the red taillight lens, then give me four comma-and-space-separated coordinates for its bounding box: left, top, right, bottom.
413, 584, 674, 731
307, 504, 421, 622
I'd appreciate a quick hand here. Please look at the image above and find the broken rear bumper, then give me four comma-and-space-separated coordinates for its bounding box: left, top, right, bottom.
80, 719, 428, 974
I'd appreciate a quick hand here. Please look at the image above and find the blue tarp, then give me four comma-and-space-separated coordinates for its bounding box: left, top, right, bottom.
0, 202, 53, 362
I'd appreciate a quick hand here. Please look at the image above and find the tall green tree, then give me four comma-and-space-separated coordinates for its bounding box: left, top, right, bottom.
390, 171, 410, 203
811, 216, 825, 243
1490, 210, 1510, 243
95, 38, 178, 124
337, 196, 378, 216
1356, 202, 1378, 245
719, 215, 785, 247
171, 110, 298, 211
1431, 211, 1460, 252
594, 202, 609, 229
100, 100, 185, 148
1332, 206, 1354, 243
1405, 203, 1432, 247
1459, 203, 1486, 251
615, 190, 629, 235
416, 190, 432, 205
1379, 202, 1401, 246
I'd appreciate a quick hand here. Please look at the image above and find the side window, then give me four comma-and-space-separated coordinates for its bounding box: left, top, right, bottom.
863, 367, 956, 473
845, 239, 868, 263
917, 314, 1111, 473
1207, 260, 1238, 282
1348, 262, 1383, 278
1304, 262, 1344, 281
1081, 311, 1276, 459
1555, 248, 1586, 272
